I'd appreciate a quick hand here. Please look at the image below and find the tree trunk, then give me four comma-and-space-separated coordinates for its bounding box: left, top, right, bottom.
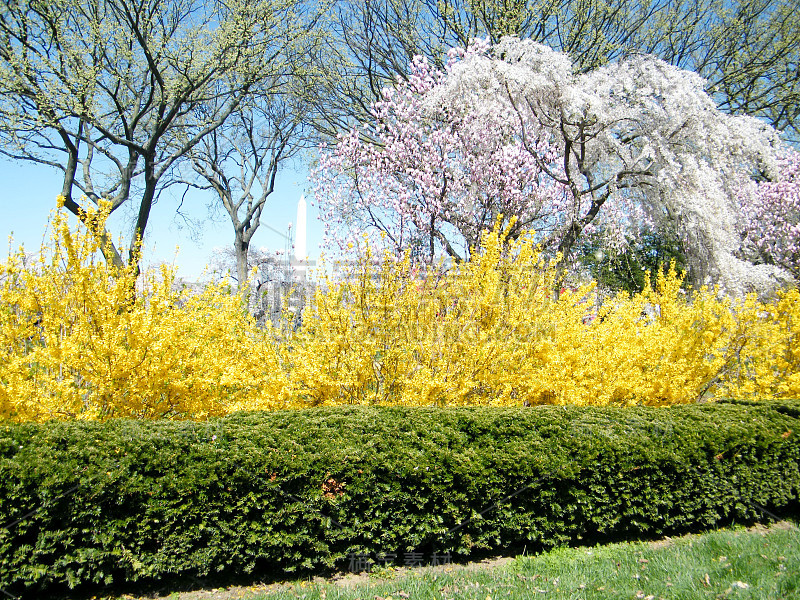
58, 129, 125, 270
129, 156, 158, 275
235, 234, 250, 290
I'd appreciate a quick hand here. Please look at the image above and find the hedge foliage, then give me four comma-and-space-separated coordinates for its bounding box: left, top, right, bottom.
0, 401, 798, 598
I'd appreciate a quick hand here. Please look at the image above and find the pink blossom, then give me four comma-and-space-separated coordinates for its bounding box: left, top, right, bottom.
738, 150, 800, 278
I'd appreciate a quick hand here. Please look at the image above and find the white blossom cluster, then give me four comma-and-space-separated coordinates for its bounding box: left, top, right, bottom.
438, 38, 794, 295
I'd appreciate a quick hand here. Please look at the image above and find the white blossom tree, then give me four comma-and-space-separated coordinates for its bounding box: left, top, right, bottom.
315, 38, 794, 295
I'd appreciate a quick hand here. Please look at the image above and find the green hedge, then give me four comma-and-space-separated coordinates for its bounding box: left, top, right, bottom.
0, 400, 798, 598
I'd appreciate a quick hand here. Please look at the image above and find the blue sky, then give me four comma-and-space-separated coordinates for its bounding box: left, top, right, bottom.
0, 158, 322, 280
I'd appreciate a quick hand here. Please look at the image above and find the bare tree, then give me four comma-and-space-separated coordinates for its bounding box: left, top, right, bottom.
183, 84, 316, 289
308, 0, 457, 137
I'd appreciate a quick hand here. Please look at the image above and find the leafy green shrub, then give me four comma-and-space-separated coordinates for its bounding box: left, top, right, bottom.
0, 401, 798, 598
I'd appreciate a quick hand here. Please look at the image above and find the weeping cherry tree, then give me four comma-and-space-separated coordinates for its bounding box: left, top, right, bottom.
315, 37, 794, 295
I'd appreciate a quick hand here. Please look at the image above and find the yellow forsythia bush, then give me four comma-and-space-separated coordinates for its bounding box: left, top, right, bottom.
1, 209, 798, 421
278, 222, 800, 408
715, 287, 800, 399
0, 201, 286, 421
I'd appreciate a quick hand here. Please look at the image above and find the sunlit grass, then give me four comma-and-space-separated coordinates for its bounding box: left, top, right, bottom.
242, 522, 799, 600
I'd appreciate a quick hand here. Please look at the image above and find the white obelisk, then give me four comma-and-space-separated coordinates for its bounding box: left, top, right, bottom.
294, 194, 307, 281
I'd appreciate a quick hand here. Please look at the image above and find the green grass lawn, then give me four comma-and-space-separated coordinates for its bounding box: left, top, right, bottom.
199, 521, 798, 600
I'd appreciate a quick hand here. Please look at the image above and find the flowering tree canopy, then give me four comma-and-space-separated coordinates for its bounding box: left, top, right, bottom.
738, 150, 800, 280
315, 37, 794, 295
317, 1, 800, 144
316, 39, 567, 262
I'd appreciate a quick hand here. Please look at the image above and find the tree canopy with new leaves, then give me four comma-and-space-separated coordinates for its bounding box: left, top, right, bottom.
0, 0, 319, 270
318, 0, 800, 142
